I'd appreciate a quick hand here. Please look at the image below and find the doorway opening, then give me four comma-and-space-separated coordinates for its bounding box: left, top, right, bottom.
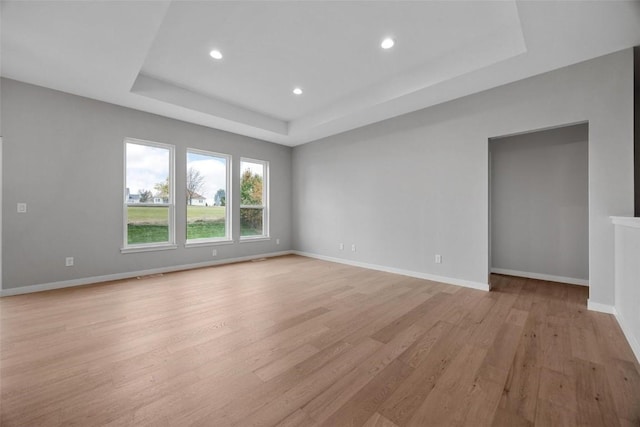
489, 122, 589, 288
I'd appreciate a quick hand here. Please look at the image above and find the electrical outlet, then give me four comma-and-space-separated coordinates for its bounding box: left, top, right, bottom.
65, 257, 74, 267
435, 254, 442, 264
276, 238, 280, 245
339, 243, 344, 250
351, 244, 356, 252
17, 203, 27, 213
212, 249, 217, 257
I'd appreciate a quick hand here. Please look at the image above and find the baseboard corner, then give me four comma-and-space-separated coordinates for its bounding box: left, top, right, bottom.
587, 299, 616, 314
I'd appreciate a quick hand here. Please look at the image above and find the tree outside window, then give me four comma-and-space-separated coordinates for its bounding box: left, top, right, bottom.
240, 159, 268, 238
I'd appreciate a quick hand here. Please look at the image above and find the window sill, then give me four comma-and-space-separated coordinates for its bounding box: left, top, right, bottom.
239, 236, 271, 243
121, 244, 178, 254
185, 239, 234, 248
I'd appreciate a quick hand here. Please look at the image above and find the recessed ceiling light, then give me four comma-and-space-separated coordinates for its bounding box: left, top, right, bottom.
209, 49, 223, 60
293, 87, 303, 95
381, 37, 395, 49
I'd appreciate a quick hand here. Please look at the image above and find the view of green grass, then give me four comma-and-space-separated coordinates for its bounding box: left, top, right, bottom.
127, 206, 233, 244
127, 206, 169, 222
186, 206, 226, 240
186, 206, 226, 222
128, 224, 169, 244
127, 206, 169, 244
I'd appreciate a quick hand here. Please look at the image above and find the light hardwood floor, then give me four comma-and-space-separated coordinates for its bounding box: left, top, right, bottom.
1, 255, 638, 426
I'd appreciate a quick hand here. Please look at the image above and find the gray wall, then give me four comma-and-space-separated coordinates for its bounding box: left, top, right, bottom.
490, 124, 589, 281
1, 78, 292, 290
292, 49, 634, 306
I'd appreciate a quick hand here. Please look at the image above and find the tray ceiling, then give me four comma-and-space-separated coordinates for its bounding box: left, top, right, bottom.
2, 1, 640, 146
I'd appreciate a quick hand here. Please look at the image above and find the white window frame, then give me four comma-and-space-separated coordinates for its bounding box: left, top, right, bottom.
240, 157, 269, 241
122, 138, 176, 253
185, 148, 232, 247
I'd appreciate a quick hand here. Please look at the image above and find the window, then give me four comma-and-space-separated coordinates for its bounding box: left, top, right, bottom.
186, 149, 231, 244
240, 158, 269, 239
123, 139, 175, 251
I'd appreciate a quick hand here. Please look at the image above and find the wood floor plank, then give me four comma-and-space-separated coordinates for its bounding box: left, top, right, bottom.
398, 320, 454, 369
221, 340, 354, 424
604, 358, 640, 425
1, 259, 639, 427
534, 400, 577, 427
537, 367, 577, 411
369, 292, 447, 343
491, 407, 533, 427
235, 337, 382, 427
254, 344, 320, 382
311, 286, 434, 349
461, 374, 504, 427
377, 324, 474, 425
339, 288, 437, 345
498, 301, 547, 423
316, 358, 414, 427
274, 409, 318, 427
441, 288, 487, 325
405, 343, 489, 426
574, 359, 622, 427
362, 412, 400, 427
483, 321, 525, 374
303, 323, 425, 424
469, 292, 518, 349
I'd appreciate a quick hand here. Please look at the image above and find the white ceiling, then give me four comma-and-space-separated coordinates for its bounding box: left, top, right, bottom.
2, 1, 640, 146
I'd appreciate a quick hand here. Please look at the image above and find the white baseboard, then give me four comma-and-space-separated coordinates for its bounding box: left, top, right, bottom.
293, 251, 490, 291
491, 268, 588, 287
588, 300, 640, 363
0, 250, 293, 297
613, 309, 640, 364
587, 299, 616, 314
